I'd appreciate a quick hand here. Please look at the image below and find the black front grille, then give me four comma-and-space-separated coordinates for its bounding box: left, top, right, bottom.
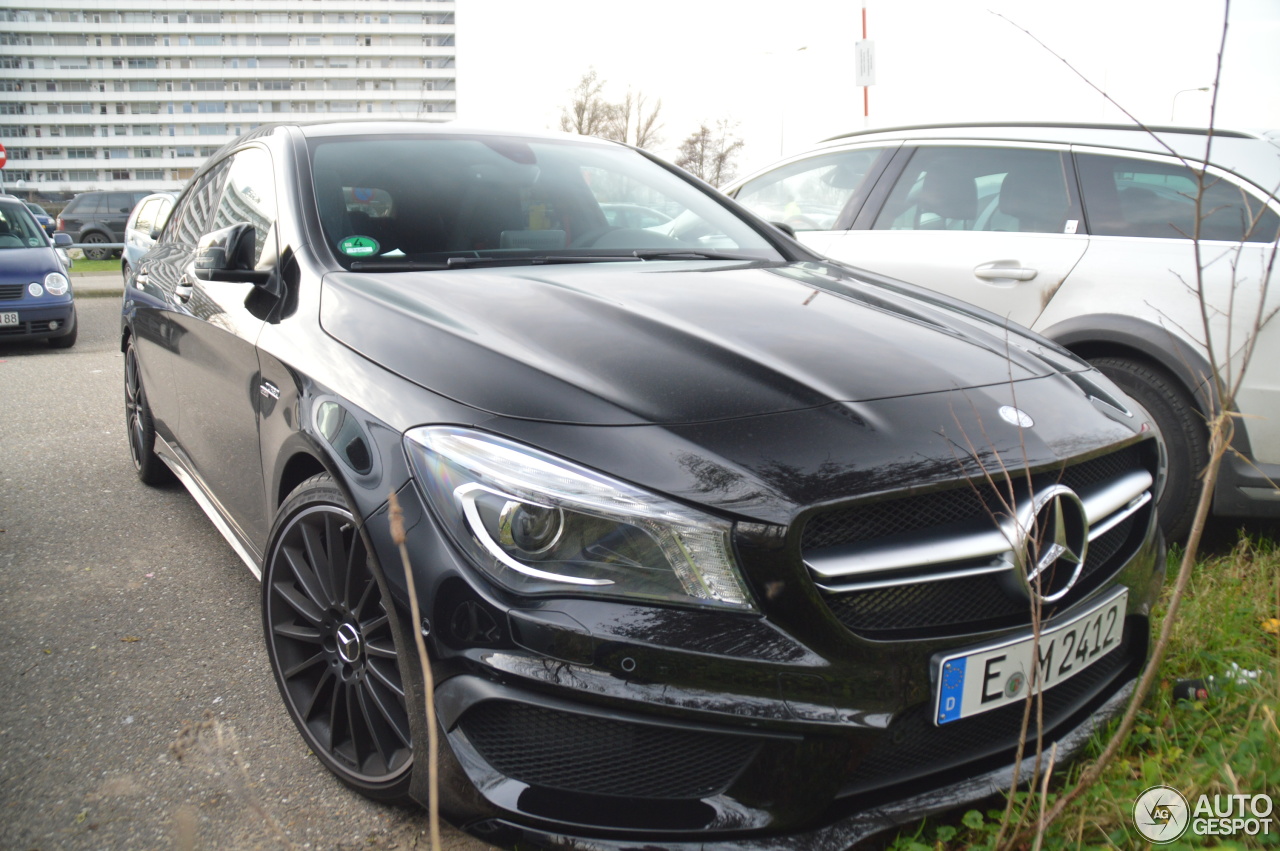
802, 445, 1143, 552
458, 701, 759, 799
0, 284, 25, 301
841, 628, 1137, 797
805, 444, 1151, 639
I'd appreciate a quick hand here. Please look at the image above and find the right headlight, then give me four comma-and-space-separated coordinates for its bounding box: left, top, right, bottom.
404, 426, 756, 611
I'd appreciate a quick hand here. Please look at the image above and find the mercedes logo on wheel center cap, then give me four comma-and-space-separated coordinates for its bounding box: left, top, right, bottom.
335, 622, 363, 664
1011, 485, 1089, 603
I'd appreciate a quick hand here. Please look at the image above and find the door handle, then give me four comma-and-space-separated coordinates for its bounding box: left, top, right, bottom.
974, 262, 1037, 282
175, 274, 193, 303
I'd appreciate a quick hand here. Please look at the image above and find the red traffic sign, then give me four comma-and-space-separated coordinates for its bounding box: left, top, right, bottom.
0, 143, 7, 169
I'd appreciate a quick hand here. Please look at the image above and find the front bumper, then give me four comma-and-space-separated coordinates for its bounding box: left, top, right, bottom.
369, 463, 1164, 847
0, 300, 76, 342
462, 680, 1137, 851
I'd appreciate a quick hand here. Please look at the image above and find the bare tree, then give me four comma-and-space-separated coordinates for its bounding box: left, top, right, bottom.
675, 119, 744, 187
559, 73, 665, 149
558, 69, 618, 138
633, 93, 664, 150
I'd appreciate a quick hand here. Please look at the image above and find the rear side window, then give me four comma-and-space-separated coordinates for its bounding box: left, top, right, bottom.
874, 146, 1078, 234
107, 192, 133, 214
734, 147, 888, 231
69, 194, 101, 216
1076, 153, 1280, 242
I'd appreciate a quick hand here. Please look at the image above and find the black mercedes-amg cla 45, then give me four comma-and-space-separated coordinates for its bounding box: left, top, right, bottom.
121, 120, 1164, 850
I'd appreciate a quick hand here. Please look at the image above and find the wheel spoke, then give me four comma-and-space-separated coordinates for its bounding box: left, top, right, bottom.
354, 682, 392, 771
273, 622, 322, 644
363, 677, 412, 748
299, 522, 337, 608
300, 666, 336, 720
280, 543, 332, 612
365, 656, 406, 699
271, 580, 326, 625
283, 649, 326, 680
364, 636, 398, 661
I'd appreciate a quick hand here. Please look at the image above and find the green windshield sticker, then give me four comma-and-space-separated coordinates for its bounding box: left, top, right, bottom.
339, 236, 379, 257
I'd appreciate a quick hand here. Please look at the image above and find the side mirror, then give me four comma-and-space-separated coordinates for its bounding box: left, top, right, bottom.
194, 223, 271, 286
770, 221, 798, 239
52, 233, 73, 247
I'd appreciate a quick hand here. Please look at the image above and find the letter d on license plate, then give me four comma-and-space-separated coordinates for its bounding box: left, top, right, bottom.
934, 589, 1127, 725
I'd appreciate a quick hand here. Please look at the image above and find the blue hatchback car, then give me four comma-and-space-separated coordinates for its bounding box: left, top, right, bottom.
0, 197, 77, 348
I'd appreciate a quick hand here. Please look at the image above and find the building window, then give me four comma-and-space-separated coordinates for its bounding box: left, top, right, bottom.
68, 169, 98, 180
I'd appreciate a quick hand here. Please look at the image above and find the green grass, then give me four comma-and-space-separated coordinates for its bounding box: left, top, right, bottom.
70, 258, 123, 274
885, 534, 1280, 850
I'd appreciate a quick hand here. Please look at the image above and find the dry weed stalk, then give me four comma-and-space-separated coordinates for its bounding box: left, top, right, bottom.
388, 490, 441, 851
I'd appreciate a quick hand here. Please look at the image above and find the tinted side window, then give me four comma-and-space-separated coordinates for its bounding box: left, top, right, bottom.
108, 192, 133, 214
735, 147, 886, 231
1076, 153, 1280, 242
133, 199, 160, 234
874, 146, 1077, 234
70, 194, 101, 216
212, 147, 278, 265
168, 159, 232, 246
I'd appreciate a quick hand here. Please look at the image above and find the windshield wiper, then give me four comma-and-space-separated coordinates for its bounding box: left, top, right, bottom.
349, 255, 640, 272
631, 249, 757, 261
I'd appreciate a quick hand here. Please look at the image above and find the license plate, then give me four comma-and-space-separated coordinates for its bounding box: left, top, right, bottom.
934, 589, 1127, 725
0, 312, 17, 327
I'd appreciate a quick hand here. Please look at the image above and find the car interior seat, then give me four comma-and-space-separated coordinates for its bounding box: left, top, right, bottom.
996, 165, 1069, 234
916, 164, 977, 230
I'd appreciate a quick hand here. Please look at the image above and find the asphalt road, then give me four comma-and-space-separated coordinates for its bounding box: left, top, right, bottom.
0, 297, 491, 850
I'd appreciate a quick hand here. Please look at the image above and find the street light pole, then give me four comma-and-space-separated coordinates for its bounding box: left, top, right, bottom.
1170, 86, 1210, 122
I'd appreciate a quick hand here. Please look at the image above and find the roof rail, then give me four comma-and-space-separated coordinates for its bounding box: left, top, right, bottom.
822, 121, 1260, 143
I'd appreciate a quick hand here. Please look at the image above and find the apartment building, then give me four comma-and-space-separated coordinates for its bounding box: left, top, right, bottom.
0, 0, 457, 198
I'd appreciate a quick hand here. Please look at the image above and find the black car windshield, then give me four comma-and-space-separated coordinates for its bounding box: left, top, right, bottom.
308, 134, 783, 270
0, 202, 47, 250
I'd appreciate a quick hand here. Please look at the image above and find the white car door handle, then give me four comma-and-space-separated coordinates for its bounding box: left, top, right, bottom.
974, 262, 1037, 282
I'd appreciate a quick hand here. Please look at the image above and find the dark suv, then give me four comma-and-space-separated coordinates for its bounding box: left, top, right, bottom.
57, 189, 154, 260
122, 121, 1163, 850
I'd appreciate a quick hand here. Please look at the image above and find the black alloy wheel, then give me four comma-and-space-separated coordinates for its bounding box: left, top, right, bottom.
124, 341, 172, 484
263, 475, 415, 802
81, 232, 110, 261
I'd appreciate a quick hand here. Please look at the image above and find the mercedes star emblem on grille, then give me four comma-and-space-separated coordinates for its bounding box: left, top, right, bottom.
1015, 485, 1088, 603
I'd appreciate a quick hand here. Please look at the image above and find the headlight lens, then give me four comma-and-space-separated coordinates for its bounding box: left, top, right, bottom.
404, 426, 755, 610
44, 272, 69, 296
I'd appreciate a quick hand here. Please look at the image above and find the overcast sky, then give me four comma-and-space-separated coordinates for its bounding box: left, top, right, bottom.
457, 0, 1280, 176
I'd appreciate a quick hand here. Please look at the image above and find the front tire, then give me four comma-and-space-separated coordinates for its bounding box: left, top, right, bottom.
1090, 356, 1207, 542
262, 474, 415, 803
124, 340, 172, 484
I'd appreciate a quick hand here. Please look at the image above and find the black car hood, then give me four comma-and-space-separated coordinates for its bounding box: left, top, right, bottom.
320, 260, 1055, 426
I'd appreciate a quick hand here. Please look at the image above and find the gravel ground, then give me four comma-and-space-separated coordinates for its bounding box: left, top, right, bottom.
0, 298, 493, 851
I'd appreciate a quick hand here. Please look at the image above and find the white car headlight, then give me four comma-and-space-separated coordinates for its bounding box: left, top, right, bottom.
44, 272, 69, 296
405, 426, 756, 610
